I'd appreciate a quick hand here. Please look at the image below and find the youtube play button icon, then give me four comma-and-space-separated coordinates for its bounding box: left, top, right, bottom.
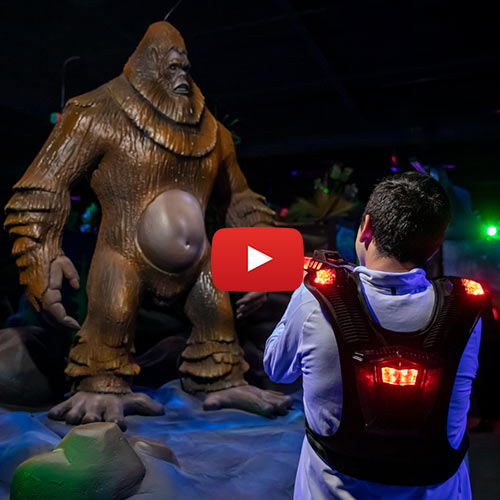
247, 246, 273, 272
211, 228, 304, 292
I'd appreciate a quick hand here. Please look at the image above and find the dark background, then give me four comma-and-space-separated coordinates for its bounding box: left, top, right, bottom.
0, 6, 499, 497
0, 0, 499, 232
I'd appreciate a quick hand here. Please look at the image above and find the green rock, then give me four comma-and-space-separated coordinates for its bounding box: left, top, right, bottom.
10, 422, 145, 500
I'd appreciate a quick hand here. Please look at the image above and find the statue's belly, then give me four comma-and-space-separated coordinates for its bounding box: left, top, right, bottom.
137, 189, 206, 273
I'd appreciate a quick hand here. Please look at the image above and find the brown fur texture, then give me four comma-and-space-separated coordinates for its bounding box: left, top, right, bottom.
5, 22, 275, 395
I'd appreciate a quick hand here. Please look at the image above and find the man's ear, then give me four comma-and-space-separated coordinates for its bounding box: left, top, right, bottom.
359, 214, 373, 246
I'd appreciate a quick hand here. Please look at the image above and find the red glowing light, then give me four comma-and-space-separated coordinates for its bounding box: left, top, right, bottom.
309, 260, 322, 270
314, 269, 336, 285
381, 367, 419, 386
461, 279, 485, 296
304, 256, 312, 269
391, 155, 397, 164
493, 308, 498, 321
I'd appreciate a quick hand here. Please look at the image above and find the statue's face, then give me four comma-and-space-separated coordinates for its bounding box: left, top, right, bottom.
165, 49, 191, 95
123, 23, 205, 125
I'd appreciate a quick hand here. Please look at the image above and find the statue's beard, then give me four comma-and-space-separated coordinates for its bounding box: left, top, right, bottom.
127, 74, 205, 126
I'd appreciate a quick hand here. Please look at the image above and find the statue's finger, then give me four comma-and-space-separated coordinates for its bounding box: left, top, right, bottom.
41, 288, 62, 308
86, 394, 105, 415
45, 302, 67, 323
261, 391, 293, 412
104, 400, 126, 431
62, 315, 81, 330
236, 304, 245, 318
203, 392, 223, 411
237, 302, 260, 318
48, 400, 71, 420
45, 302, 80, 329
236, 292, 260, 305
264, 390, 290, 397
125, 393, 164, 416
239, 292, 267, 303
48, 260, 63, 289
60, 257, 80, 289
65, 400, 86, 425
81, 412, 102, 424
236, 296, 251, 306
253, 401, 275, 418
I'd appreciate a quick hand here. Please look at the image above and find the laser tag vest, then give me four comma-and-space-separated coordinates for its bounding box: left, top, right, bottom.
303, 250, 488, 486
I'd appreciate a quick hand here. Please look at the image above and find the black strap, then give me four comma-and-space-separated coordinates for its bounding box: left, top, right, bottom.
305, 421, 469, 486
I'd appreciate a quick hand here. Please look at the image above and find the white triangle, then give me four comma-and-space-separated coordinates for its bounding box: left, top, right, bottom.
247, 246, 273, 272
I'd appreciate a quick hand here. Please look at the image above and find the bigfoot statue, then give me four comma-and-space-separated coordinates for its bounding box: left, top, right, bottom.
4, 22, 291, 427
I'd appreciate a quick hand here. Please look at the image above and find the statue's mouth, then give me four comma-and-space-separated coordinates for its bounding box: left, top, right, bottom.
174, 83, 190, 95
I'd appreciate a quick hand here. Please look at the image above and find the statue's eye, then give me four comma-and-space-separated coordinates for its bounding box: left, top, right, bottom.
169, 64, 178, 71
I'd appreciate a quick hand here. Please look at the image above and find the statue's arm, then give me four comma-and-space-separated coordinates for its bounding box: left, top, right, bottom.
216, 125, 275, 317
218, 125, 275, 228
4, 102, 103, 316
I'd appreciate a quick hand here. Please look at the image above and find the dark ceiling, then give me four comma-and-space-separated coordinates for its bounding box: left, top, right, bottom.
1, 0, 500, 212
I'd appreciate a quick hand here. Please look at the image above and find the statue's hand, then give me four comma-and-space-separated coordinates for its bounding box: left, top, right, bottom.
41, 256, 81, 329
235, 292, 268, 319
48, 391, 165, 431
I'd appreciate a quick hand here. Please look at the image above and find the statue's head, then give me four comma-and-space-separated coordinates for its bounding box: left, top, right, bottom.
124, 22, 204, 125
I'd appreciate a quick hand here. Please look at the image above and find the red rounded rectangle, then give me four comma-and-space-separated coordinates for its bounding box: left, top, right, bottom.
211, 228, 304, 292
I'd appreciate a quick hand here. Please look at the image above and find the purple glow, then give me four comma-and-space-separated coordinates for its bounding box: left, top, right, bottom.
291, 170, 298, 176
442, 164, 456, 169
410, 160, 426, 173
70, 196, 81, 201
390, 166, 399, 172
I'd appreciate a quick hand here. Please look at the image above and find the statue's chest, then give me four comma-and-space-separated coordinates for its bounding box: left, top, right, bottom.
92, 134, 221, 216
132, 141, 219, 193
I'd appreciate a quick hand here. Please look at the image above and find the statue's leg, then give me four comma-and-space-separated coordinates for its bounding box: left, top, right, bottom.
65, 247, 142, 392
180, 254, 292, 417
180, 254, 248, 393
49, 247, 163, 428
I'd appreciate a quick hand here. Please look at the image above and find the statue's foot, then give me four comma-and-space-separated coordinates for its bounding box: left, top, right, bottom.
48, 391, 164, 431
203, 384, 293, 417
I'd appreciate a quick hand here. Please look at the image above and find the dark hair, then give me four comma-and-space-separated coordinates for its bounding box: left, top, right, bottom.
363, 172, 451, 266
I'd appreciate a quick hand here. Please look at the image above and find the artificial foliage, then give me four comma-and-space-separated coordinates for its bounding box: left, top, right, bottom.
286, 163, 359, 223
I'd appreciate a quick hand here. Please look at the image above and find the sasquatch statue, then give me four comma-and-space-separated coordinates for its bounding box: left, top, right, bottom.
5, 22, 291, 427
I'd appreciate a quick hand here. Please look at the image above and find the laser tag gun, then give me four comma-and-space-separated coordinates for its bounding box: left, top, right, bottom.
303, 250, 488, 486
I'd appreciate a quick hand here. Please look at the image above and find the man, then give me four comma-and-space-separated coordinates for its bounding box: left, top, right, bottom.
264, 172, 484, 499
